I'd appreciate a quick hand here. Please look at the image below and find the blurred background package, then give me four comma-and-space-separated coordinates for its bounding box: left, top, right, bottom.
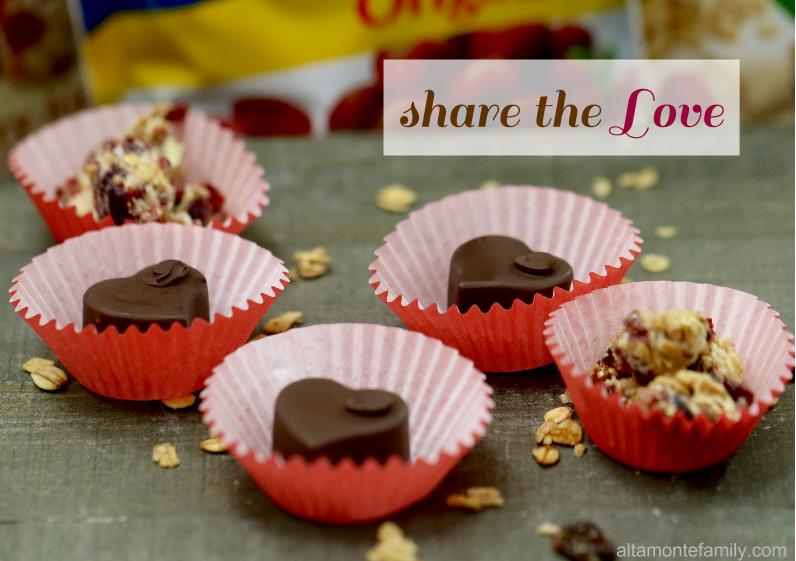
1, 0, 792, 151
67, 0, 633, 135
0, 0, 86, 155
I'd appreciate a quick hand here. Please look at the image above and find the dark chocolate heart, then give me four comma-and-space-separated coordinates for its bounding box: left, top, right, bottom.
83, 259, 210, 333
272, 378, 410, 464
448, 235, 573, 313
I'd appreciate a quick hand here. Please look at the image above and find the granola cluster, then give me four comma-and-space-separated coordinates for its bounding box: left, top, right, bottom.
532, 406, 585, 467
592, 309, 751, 421
57, 105, 224, 226
446, 486, 504, 511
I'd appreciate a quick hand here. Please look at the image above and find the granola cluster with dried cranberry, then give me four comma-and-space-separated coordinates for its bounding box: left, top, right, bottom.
591, 309, 751, 420
56, 104, 224, 226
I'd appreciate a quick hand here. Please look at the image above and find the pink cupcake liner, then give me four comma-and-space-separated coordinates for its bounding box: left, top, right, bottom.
369, 186, 642, 372
544, 281, 794, 473
8, 103, 270, 242
200, 323, 494, 524
10, 223, 289, 400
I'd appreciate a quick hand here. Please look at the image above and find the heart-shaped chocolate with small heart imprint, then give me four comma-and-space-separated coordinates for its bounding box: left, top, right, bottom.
272, 378, 410, 464
83, 259, 209, 333
448, 235, 573, 313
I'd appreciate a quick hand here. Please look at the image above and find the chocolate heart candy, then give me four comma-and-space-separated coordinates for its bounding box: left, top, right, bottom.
83, 259, 210, 333
272, 378, 410, 464
448, 235, 573, 313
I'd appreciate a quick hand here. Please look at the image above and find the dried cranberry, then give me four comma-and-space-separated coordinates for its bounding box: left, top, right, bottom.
624, 313, 648, 340
157, 155, 173, 175
180, 183, 224, 224
329, 83, 382, 131
232, 98, 311, 136
551, 521, 615, 561
164, 103, 188, 123
599, 350, 616, 369
185, 198, 212, 224
632, 368, 656, 387
93, 165, 137, 224
120, 136, 148, 154
723, 379, 755, 404
551, 25, 592, 59
706, 317, 716, 341
57, 177, 80, 200
1, 10, 46, 55
50, 53, 75, 77
202, 183, 224, 215
604, 349, 635, 380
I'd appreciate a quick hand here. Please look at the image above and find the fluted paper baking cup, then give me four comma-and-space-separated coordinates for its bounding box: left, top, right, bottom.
200, 323, 494, 524
10, 223, 288, 400
8, 103, 270, 242
369, 186, 642, 372
544, 281, 794, 473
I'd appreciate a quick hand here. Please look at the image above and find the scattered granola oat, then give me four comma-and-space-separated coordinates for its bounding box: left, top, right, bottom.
591, 176, 612, 200
573, 443, 587, 458
199, 437, 228, 454
22, 357, 53, 373
635, 166, 659, 190
161, 395, 196, 410
640, 253, 671, 274
375, 184, 417, 213
559, 391, 572, 404
535, 521, 562, 537
22, 357, 68, 392
367, 522, 419, 561
480, 179, 501, 189
543, 406, 572, 424
152, 442, 180, 468
294, 246, 331, 279
263, 310, 303, 335
532, 445, 560, 467
446, 486, 505, 511
654, 225, 678, 239
617, 166, 659, 191
536, 418, 582, 446
616, 171, 635, 189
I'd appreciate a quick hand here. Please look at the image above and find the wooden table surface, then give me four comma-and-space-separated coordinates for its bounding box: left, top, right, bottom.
0, 127, 793, 561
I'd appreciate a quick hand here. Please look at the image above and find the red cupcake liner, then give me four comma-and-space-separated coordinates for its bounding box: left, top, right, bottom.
10, 223, 289, 400
8, 103, 270, 242
200, 323, 494, 524
544, 281, 794, 473
369, 186, 642, 372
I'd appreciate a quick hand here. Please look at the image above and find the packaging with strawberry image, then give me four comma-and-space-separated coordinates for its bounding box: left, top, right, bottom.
67, 0, 634, 135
